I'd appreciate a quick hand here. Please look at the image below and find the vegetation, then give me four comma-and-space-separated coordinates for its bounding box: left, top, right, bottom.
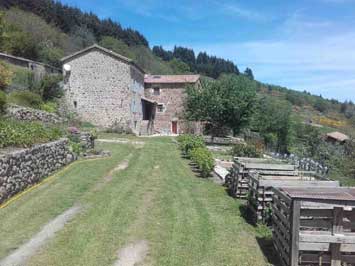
0, 1, 148, 47
185, 75, 257, 136
0, 137, 268, 266
153, 45, 240, 78
177, 134, 205, 157
0, 61, 13, 89
0, 119, 62, 148
0, 90, 6, 113
190, 147, 214, 177
252, 97, 293, 153
231, 143, 263, 158
7, 90, 43, 109
33, 74, 63, 101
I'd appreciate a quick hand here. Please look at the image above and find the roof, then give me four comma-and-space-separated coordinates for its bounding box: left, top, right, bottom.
280, 187, 355, 201
0, 52, 61, 71
61, 44, 145, 74
144, 74, 200, 84
326, 131, 349, 142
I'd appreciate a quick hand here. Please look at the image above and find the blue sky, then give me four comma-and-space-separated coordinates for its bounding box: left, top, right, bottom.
61, 0, 355, 101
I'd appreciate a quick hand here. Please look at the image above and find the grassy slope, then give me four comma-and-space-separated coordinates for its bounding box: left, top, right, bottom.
0, 136, 270, 266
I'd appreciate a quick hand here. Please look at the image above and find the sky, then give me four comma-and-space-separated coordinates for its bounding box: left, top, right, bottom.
61, 0, 355, 102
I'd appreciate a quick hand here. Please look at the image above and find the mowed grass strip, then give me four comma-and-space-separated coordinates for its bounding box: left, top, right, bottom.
0, 142, 132, 259
27, 136, 267, 266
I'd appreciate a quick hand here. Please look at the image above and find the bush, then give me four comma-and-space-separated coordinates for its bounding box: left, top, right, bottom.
0, 119, 63, 148
0, 90, 6, 113
0, 61, 13, 89
190, 147, 214, 177
231, 143, 263, 158
33, 74, 63, 101
40, 101, 57, 113
7, 90, 43, 109
177, 134, 205, 156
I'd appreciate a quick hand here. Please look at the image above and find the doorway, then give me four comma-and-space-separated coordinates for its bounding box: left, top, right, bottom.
172, 121, 178, 134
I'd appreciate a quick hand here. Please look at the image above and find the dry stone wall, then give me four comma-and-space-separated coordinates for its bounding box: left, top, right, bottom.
6, 104, 64, 124
0, 139, 75, 204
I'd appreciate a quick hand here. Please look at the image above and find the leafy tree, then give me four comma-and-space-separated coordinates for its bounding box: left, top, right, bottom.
253, 97, 293, 152
168, 58, 190, 73
244, 67, 254, 80
185, 75, 256, 136
99, 36, 134, 59
314, 98, 329, 113
33, 74, 63, 101
38, 45, 64, 67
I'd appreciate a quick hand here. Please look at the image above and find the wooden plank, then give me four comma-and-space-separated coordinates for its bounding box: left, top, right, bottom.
301, 209, 333, 218
258, 180, 339, 187
331, 207, 343, 266
272, 206, 290, 229
290, 200, 300, 266
299, 242, 355, 252
272, 188, 292, 205
243, 163, 295, 171
299, 234, 355, 244
300, 218, 332, 229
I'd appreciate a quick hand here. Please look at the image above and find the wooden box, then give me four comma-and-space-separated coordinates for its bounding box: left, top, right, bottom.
272, 187, 355, 266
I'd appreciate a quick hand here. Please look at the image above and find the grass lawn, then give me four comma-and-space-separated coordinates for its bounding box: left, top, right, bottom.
0, 136, 273, 266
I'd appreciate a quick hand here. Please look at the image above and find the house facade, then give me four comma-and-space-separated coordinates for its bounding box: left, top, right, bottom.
61, 45, 155, 135
144, 74, 201, 135
61, 44, 200, 135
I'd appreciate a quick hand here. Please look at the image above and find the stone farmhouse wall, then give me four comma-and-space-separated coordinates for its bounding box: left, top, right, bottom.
0, 139, 75, 204
62, 49, 144, 134
144, 83, 201, 135
6, 104, 64, 124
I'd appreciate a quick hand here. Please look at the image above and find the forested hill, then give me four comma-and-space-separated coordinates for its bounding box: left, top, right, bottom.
0, 0, 355, 124
0, 0, 240, 79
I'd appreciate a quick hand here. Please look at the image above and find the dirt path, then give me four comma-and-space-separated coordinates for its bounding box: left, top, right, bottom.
114, 240, 149, 266
0, 205, 81, 266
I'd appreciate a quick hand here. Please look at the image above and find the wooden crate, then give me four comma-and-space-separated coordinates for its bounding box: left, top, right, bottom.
227, 157, 296, 199
248, 172, 339, 222
272, 187, 355, 266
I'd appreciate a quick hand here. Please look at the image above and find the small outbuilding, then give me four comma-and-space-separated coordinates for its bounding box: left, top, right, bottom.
326, 131, 349, 144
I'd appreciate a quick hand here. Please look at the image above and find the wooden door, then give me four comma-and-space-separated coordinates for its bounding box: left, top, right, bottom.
172, 121, 178, 134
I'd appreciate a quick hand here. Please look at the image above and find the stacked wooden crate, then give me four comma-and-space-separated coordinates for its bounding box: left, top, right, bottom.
272, 187, 355, 266
227, 157, 296, 199
248, 172, 339, 222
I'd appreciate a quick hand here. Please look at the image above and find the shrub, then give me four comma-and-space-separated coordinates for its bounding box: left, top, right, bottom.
190, 147, 214, 177
177, 134, 205, 156
231, 143, 263, 158
0, 61, 13, 89
7, 90, 43, 109
0, 90, 6, 113
40, 101, 57, 113
0, 119, 63, 148
33, 74, 63, 101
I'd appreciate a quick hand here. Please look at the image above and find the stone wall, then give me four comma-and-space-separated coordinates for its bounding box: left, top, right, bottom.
0, 139, 75, 204
6, 104, 64, 124
62, 48, 145, 134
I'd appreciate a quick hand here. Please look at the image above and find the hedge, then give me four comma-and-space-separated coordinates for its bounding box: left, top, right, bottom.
190, 147, 214, 178
177, 134, 205, 157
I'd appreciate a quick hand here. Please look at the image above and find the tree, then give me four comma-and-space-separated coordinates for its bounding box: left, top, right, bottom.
99, 36, 134, 59
253, 97, 293, 152
168, 58, 190, 73
185, 74, 257, 136
244, 67, 254, 80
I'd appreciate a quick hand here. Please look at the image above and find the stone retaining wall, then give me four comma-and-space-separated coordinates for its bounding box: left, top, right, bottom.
6, 104, 64, 124
0, 139, 75, 204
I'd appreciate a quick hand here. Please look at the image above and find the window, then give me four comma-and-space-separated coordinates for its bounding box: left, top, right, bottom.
73, 101, 77, 108
154, 87, 160, 95
157, 104, 164, 112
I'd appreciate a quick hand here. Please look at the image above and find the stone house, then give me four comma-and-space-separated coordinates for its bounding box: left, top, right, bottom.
61, 44, 155, 135
144, 74, 201, 135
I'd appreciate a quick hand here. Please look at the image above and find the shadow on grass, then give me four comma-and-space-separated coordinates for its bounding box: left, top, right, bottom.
256, 237, 281, 266
239, 205, 280, 266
